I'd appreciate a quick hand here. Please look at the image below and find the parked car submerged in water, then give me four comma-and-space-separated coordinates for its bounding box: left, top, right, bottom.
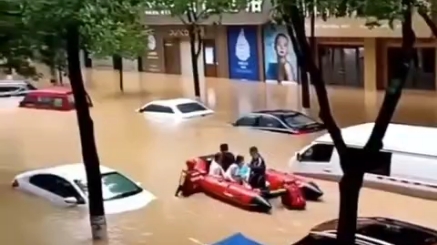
137, 98, 214, 120
0, 80, 37, 108
12, 164, 156, 214
293, 217, 437, 245
0, 79, 37, 98
19, 87, 92, 111
232, 110, 324, 135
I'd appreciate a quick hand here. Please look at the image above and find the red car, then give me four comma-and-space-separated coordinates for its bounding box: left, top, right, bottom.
176, 155, 323, 213
19, 87, 92, 111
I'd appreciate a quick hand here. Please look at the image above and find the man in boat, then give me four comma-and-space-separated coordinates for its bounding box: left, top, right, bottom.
209, 152, 225, 177
220, 143, 235, 172
248, 146, 267, 189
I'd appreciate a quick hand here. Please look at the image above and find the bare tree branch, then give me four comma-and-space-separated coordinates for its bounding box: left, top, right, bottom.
364, 1, 415, 155
418, 9, 437, 38
288, 4, 347, 155
177, 14, 188, 25
194, 27, 203, 58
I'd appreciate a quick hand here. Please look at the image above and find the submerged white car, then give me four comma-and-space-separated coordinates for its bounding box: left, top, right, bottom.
137, 98, 214, 119
12, 164, 156, 214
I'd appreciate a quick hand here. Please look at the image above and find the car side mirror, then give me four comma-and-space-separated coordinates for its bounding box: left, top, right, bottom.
296, 153, 302, 161
64, 196, 78, 205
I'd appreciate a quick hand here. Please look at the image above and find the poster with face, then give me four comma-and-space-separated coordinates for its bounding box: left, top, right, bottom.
263, 26, 298, 84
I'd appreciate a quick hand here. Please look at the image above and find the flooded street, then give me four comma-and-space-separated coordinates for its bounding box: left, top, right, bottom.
1, 69, 437, 245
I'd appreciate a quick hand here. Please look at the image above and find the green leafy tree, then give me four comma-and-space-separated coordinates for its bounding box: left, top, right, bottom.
270, 0, 437, 243
83, 11, 148, 92
0, 1, 40, 79
37, 32, 67, 84
20, 0, 148, 239
147, 0, 249, 98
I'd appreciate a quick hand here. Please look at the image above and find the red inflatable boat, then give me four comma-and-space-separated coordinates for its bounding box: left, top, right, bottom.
175, 156, 318, 212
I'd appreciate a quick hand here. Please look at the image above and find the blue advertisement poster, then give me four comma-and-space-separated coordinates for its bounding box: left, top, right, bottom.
227, 26, 260, 81
263, 25, 298, 84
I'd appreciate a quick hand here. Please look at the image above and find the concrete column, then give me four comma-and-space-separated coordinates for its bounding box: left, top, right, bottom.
180, 40, 206, 100
364, 38, 377, 92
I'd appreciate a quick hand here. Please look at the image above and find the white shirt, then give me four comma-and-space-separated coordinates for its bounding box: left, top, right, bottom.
209, 160, 224, 177
225, 163, 240, 182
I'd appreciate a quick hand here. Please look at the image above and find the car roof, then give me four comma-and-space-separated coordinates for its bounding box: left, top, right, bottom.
0, 79, 29, 86
29, 87, 72, 95
312, 217, 437, 235
19, 163, 115, 181
147, 98, 201, 107
315, 123, 437, 157
253, 109, 299, 116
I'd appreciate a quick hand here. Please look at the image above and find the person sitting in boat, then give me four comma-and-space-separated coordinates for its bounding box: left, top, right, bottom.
236, 155, 251, 182
248, 146, 267, 189
220, 143, 235, 172
224, 155, 245, 183
209, 152, 225, 177
225, 155, 252, 188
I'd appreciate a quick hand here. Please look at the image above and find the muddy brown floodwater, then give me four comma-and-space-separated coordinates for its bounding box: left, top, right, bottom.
1, 69, 437, 245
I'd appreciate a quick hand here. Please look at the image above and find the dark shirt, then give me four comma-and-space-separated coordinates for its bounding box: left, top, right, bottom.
250, 156, 266, 175
221, 151, 235, 171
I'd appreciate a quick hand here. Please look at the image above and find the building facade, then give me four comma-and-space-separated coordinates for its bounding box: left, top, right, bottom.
101, 1, 436, 91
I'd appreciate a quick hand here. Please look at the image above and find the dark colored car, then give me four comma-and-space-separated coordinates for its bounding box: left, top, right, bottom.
232, 110, 325, 135
293, 217, 437, 245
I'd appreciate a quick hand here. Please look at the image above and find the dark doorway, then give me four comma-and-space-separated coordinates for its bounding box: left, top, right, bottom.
387, 47, 435, 90
163, 38, 181, 75
318, 45, 364, 87
203, 39, 218, 77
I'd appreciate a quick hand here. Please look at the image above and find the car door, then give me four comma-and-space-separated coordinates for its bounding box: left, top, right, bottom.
28, 174, 84, 207
258, 115, 289, 133
233, 114, 259, 127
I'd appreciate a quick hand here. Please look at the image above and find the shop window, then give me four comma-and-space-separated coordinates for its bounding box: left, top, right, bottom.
318, 45, 364, 87
387, 47, 436, 90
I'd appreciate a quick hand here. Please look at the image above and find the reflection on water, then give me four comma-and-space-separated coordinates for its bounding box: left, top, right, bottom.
1, 69, 437, 245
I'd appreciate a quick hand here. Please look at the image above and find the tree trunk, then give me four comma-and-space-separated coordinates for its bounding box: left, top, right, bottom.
300, 2, 316, 109
119, 58, 123, 92
189, 25, 201, 99
49, 66, 57, 85
337, 171, 364, 244
336, 149, 365, 245
58, 68, 63, 85
65, 24, 107, 240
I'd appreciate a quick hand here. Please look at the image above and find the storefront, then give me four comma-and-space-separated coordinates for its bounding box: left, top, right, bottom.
141, 25, 229, 78
143, 1, 437, 91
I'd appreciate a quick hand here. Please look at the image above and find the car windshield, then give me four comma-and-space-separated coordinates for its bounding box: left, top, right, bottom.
74, 172, 142, 201
25, 83, 37, 90
283, 114, 317, 128
176, 102, 208, 114
357, 224, 437, 245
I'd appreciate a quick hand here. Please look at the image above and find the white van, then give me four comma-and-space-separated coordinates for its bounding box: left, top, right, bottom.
290, 123, 437, 200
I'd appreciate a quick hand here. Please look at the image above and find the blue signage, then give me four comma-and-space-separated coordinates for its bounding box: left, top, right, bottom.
227, 26, 260, 81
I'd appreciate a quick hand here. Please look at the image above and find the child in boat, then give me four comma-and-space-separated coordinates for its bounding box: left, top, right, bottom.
237, 156, 251, 183
209, 152, 225, 177
225, 155, 252, 188
224, 155, 243, 182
